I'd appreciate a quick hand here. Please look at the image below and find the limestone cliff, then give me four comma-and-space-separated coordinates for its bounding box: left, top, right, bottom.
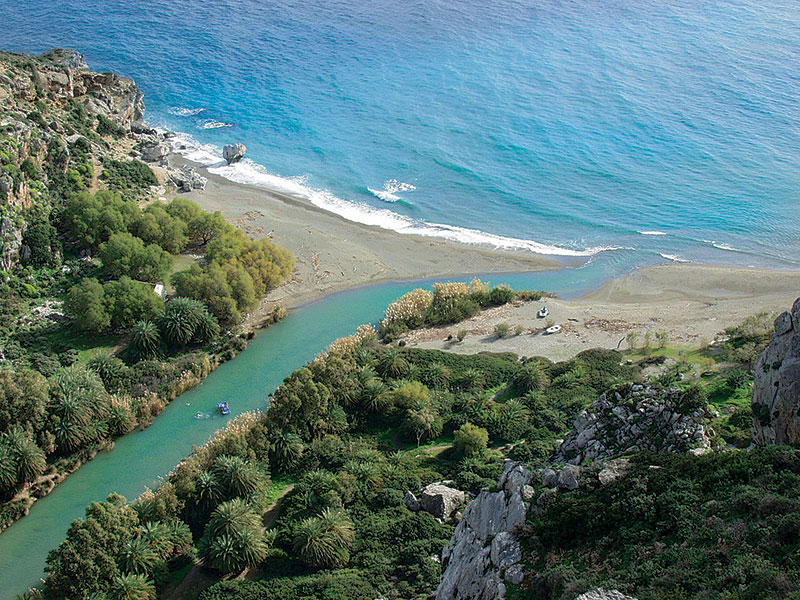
752, 298, 800, 445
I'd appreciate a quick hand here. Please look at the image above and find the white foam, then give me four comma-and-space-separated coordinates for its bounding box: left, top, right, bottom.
703, 239, 739, 252
368, 179, 416, 202
168, 132, 617, 258
200, 120, 234, 129
169, 107, 206, 116
638, 230, 667, 236
660, 253, 691, 263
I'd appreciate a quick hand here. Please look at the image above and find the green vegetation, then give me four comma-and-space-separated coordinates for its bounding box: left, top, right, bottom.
521, 447, 800, 600
100, 159, 158, 190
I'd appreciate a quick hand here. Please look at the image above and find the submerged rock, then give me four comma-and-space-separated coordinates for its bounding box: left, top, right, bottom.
752, 298, 800, 446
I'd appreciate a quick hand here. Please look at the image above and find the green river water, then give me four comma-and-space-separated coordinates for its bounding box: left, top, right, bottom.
0, 266, 607, 597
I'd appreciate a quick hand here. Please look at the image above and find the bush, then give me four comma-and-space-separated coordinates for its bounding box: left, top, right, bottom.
494, 323, 510, 338
453, 423, 488, 457
101, 159, 158, 190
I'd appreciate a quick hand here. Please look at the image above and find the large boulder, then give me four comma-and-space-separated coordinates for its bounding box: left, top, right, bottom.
418, 483, 466, 521
223, 142, 246, 165
752, 299, 800, 446
140, 141, 169, 163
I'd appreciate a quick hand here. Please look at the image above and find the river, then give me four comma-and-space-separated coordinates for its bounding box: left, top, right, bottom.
0, 265, 612, 597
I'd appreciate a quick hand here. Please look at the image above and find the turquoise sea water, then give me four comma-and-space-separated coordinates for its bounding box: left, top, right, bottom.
1, 1, 799, 594
1, 0, 799, 273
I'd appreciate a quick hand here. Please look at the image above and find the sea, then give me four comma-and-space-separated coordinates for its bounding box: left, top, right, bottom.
1, 0, 798, 280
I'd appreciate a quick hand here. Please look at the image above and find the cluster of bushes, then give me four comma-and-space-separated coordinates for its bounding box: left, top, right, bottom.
521, 447, 800, 600
719, 311, 775, 367
379, 279, 523, 341
100, 159, 158, 190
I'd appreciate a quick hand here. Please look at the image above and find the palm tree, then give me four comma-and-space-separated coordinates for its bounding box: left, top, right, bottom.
270, 430, 304, 474
0, 442, 18, 493
424, 362, 452, 389
108, 573, 155, 600
195, 470, 222, 509
107, 396, 136, 436
459, 368, 485, 391
361, 379, 390, 413
513, 363, 549, 392
211, 455, 265, 499
194, 310, 220, 344
292, 508, 355, 569
12, 435, 46, 484
128, 321, 162, 361
140, 521, 173, 559
377, 349, 409, 379
199, 499, 268, 573
118, 537, 159, 575
155, 297, 206, 347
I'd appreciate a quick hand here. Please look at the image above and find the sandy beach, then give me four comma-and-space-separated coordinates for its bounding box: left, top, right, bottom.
400, 264, 800, 361
154, 156, 799, 345
161, 157, 567, 312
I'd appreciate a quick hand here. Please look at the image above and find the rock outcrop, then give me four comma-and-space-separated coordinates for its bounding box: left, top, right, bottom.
435, 461, 532, 600
552, 384, 710, 465
752, 299, 800, 446
223, 142, 246, 164
405, 483, 466, 521
576, 590, 638, 600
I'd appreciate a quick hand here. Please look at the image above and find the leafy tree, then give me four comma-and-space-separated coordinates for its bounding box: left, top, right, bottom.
44, 494, 139, 600
269, 429, 304, 474
164, 197, 203, 225
98, 232, 173, 282
292, 508, 355, 569
0, 368, 49, 435
132, 204, 188, 253
189, 211, 229, 245
61, 190, 138, 247
453, 423, 488, 457
65, 278, 111, 334
23, 217, 59, 267
127, 321, 162, 361
402, 404, 442, 446
514, 362, 549, 392
104, 276, 164, 328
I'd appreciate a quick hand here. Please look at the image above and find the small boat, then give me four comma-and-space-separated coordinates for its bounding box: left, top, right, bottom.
217, 402, 231, 415
545, 325, 562, 335
537, 306, 549, 318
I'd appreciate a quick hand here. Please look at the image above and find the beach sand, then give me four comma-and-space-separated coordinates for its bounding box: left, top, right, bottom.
156, 156, 799, 347
401, 265, 800, 361
161, 156, 569, 324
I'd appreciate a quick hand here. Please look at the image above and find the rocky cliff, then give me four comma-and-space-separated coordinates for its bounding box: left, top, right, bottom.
752, 298, 800, 445
0, 48, 145, 268
435, 383, 711, 600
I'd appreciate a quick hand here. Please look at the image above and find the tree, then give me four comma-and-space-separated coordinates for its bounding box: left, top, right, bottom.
211, 455, 268, 500
108, 573, 155, 600
87, 354, 130, 392
23, 217, 59, 267
198, 498, 269, 574
44, 494, 139, 600
453, 423, 488, 457
513, 362, 549, 392
98, 233, 173, 283
65, 278, 111, 334
392, 381, 431, 410
270, 429, 304, 474
377, 349, 409, 379
0, 368, 49, 435
402, 404, 442, 446
127, 321, 162, 361
5, 427, 46, 485
132, 204, 188, 253
104, 276, 164, 328
361, 379, 390, 413
155, 297, 208, 347
165, 197, 202, 225
61, 190, 138, 247
189, 211, 228, 245
292, 508, 355, 569
118, 537, 159, 575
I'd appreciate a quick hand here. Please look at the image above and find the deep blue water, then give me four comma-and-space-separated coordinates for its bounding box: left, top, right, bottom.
1, 0, 799, 275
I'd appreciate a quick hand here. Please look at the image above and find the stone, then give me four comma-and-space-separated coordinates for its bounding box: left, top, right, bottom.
752, 298, 800, 446
141, 141, 169, 163
503, 563, 524, 585
490, 531, 521, 570
556, 465, 580, 490
575, 589, 638, 600
598, 458, 631, 485
404, 491, 420, 511
540, 468, 557, 488
418, 483, 466, 521
223, 142, 247, 164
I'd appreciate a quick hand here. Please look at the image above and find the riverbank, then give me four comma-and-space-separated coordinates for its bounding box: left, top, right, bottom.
399, 264, 800, 361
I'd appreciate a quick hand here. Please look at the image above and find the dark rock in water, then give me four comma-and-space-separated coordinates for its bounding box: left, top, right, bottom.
223, 142, 247, 164
752, 298, 800, 446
